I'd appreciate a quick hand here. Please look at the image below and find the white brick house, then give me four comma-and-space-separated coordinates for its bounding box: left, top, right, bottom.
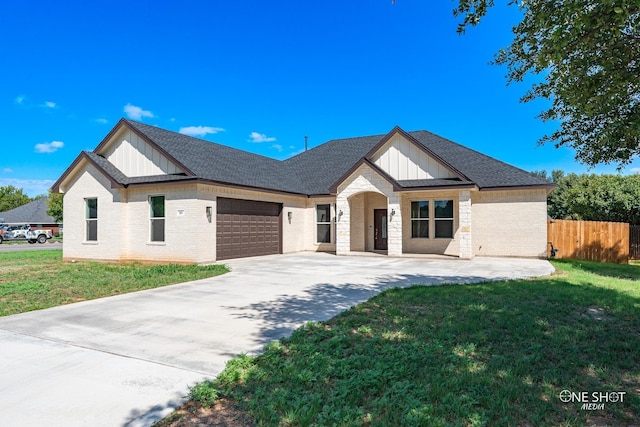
52, 119, 553, 263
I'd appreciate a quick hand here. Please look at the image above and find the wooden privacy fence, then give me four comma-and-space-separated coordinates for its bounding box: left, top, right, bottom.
547, 219, 629, 264
631, 225, 640, 260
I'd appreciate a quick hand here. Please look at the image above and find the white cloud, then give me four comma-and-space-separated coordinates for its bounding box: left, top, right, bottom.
123, 103, 154, 120
248, 132, 276, 143
2, 168, 13, 173
15, 96, 25, 105
271, 144, 283, 152
43, 101, 56, 108
0, 178, 55, 197
630, 168, 640, 174
95, 118, 109, 124
179, 126, 225, 137
34, 141, 64, 154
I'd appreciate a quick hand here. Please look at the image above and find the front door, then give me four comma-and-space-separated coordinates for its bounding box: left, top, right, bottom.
374, 209, 388, 250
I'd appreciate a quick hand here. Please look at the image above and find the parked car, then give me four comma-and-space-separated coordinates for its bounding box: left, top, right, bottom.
0, 224, 52, 244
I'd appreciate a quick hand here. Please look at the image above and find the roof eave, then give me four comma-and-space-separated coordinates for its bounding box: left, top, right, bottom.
51, 152, 125, 193
135, 178, 309, 197
397, 183, 478, 191
328, 158, 402, 194
478, 183, 556, 192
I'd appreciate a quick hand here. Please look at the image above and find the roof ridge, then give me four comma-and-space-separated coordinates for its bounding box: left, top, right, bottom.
63, 121, 551, 195
125, 119, 286, 165
409, 130, 552, 187
410, 129, 544, 176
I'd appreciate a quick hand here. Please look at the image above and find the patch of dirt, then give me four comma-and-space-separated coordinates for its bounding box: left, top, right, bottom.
581, 306, 611, 321
585, 413, 640, 427
155, 398, 255, 427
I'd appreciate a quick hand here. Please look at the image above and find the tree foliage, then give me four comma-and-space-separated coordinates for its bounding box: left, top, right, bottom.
0, 185, 31, 213
454, 0, 640, 167
542, 171, 640, 224
47, 190, 64, 223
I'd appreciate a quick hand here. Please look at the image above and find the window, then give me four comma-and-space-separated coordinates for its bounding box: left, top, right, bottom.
411, 201, 429, 238
85, 198, 98, 241
150, 195, 165, 242
434, 200, 454, 238
316, 204, 331, 243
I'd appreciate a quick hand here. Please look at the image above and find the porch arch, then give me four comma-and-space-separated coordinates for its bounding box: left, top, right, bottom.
347, 191, 388, 252
335, 164, 401, 256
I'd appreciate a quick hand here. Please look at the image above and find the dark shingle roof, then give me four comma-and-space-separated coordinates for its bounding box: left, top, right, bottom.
408, 131, 552, 189
0, 198, 58, 224
125, 121, 305, 194
283, 134, 385, 194
85, 151, 195, 186
83, 119, 551, 195
85, 151, 130, 184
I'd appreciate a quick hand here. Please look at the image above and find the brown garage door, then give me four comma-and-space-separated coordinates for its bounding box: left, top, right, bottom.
216, 198, 282, 260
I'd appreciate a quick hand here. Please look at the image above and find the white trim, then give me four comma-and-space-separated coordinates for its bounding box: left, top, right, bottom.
409, 198, 456, 240
85, 197, 98, 242
149, 194, 166, 243
315, 203, 332, 244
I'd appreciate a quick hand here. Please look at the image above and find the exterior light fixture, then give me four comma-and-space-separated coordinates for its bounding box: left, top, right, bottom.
206, 206, 212, 223
288, 211, 293, 223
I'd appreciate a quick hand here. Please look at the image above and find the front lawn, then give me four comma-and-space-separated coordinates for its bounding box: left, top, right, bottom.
0, 250, 228, 316
161, 259, 640, 427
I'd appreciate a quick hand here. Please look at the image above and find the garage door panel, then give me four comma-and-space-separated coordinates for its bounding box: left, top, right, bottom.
216, 198, 282, 260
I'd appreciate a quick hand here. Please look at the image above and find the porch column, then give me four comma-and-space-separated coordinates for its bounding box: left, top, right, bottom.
459, 190, 472, 259
387, 194, 402, 256
336, 195, 349, 255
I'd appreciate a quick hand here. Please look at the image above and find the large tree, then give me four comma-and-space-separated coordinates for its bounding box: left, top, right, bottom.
540, 171, 640, 224
453, 0, 640, 167
46, 191, 64, 223
564, 174, 640, 224
0, 185, 31, 213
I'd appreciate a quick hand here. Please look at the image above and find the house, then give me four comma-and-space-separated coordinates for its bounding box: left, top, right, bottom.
0, 198, 61, 234
52, 119, 553, 263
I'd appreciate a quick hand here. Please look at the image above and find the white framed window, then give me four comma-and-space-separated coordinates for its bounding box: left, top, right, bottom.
149, 195, 165, 242
434, 200, 454, 238
85, 198, 98, 241
411, 201, 429, 238
316, 204, 331, 243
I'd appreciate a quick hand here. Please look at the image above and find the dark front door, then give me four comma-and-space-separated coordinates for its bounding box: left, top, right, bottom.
374, 209, 388, 250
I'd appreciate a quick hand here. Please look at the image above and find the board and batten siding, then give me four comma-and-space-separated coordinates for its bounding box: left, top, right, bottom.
370, 133, 457, 181
102, 128, 182, 177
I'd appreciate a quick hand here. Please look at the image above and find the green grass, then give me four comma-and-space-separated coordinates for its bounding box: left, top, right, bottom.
0, 250, 228, 316
187, 259, 640, 427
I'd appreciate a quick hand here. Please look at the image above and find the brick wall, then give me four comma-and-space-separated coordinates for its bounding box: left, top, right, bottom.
62, 163, 124, 262
63, 163, 332, 263
472, 189, 548, 258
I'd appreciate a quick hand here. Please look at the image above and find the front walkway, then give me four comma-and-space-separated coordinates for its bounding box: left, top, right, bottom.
0, 253, 553, 427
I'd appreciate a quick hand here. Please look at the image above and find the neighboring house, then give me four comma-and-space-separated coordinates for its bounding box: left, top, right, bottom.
0, 198, 61, 234
52, 119, 553, 264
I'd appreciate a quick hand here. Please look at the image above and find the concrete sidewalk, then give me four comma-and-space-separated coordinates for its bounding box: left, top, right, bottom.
0, 253, 553, 427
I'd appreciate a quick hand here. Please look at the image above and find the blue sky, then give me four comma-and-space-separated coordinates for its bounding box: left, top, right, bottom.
2, 0, 638, 197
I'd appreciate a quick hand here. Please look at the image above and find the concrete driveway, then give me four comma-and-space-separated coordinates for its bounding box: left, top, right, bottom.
0, 253, 553, 427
